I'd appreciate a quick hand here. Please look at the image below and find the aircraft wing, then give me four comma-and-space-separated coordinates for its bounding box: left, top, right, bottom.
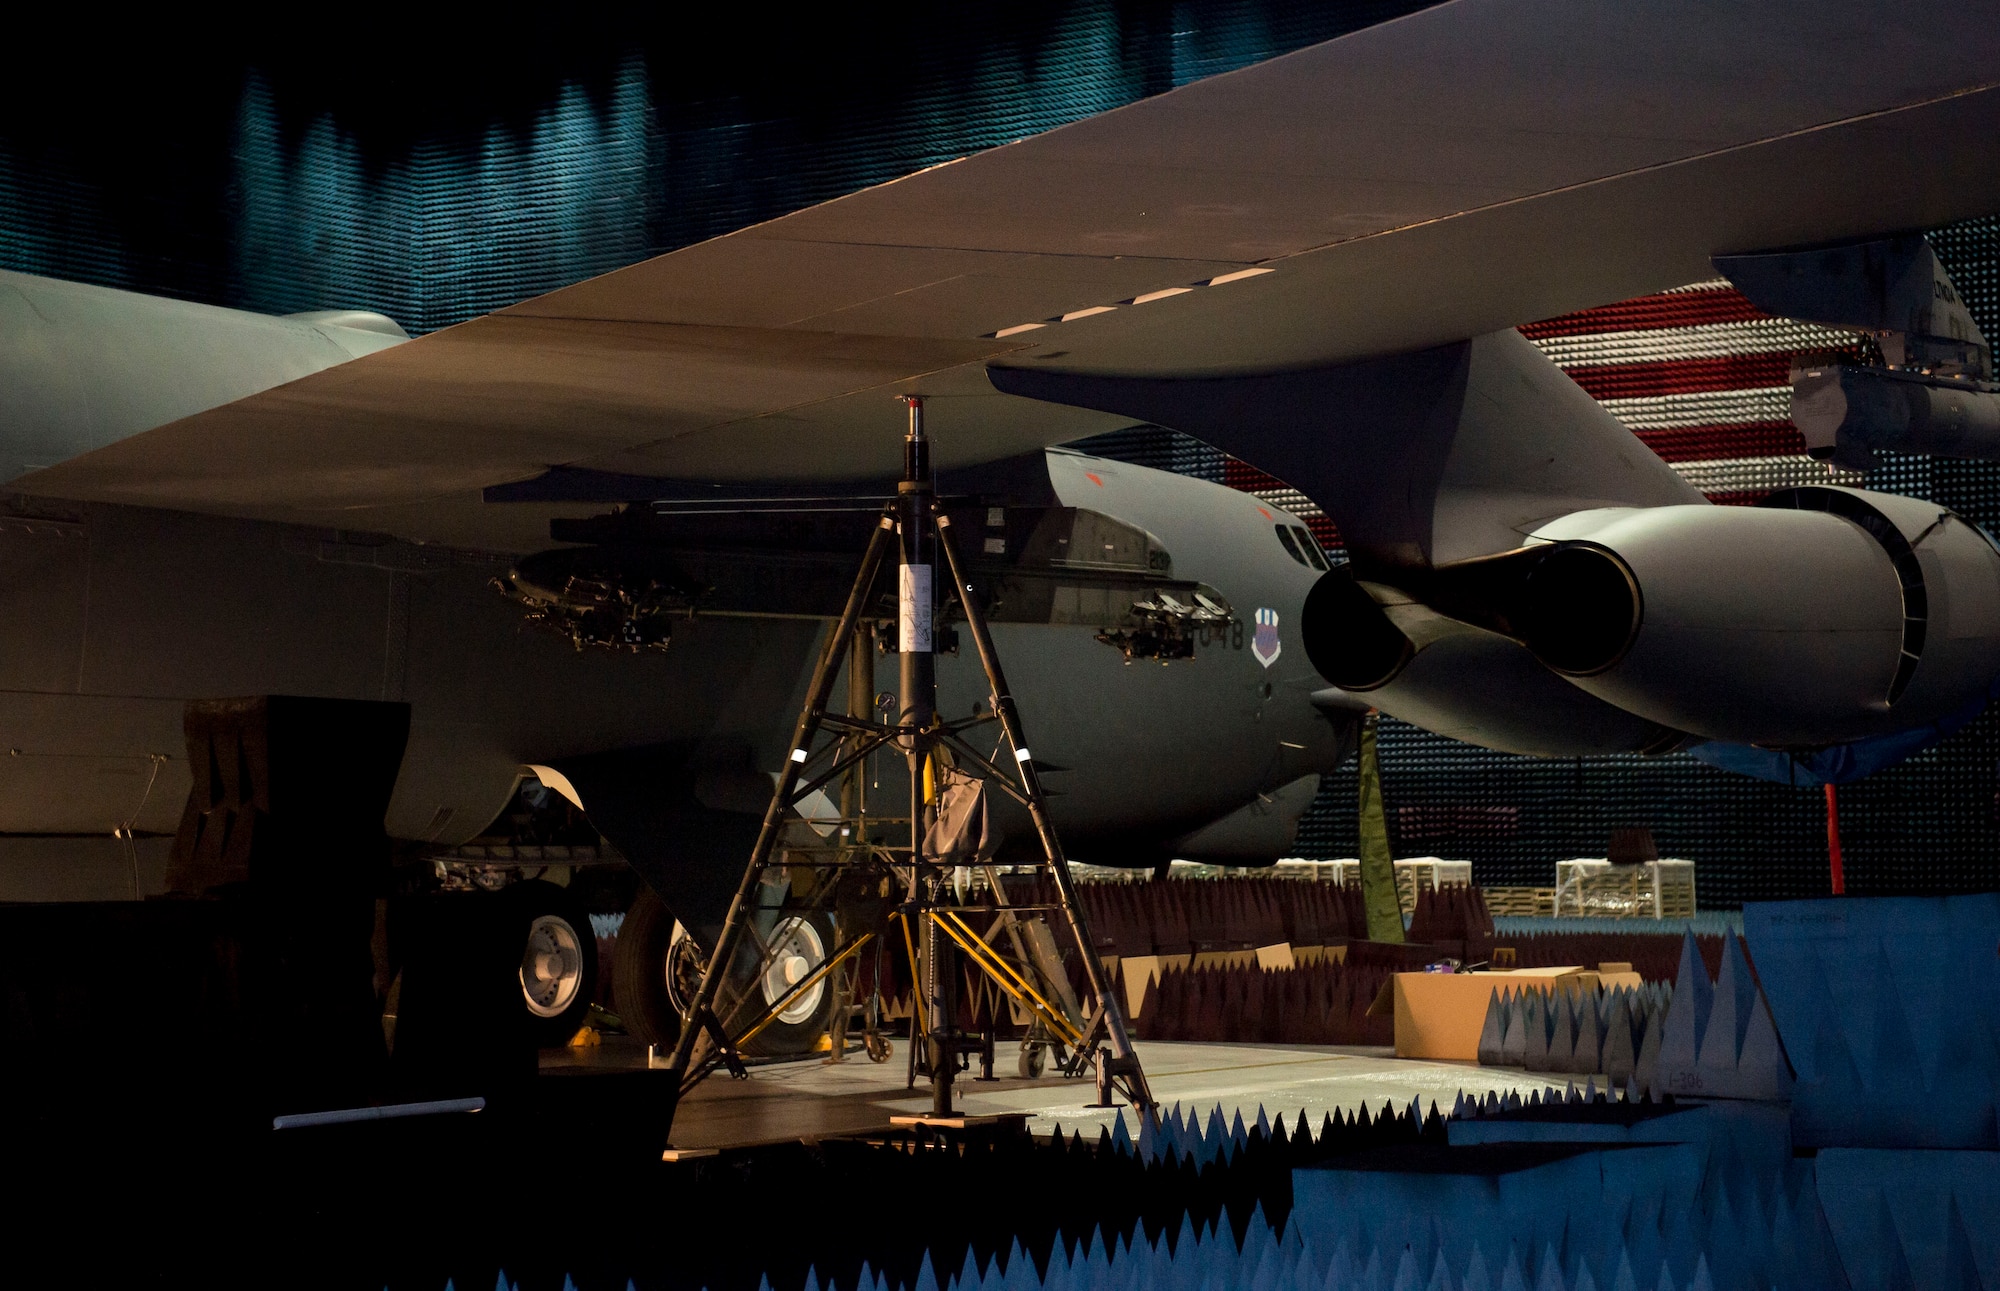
15, 0, 2000, 553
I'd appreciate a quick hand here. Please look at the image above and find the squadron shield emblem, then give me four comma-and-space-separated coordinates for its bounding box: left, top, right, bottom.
1251, 607, 1282, 668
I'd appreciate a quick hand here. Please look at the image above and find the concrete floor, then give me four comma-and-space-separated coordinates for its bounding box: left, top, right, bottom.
563, 1038, 1568, 1150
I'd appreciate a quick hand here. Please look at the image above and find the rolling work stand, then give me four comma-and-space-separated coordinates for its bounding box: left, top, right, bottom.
656, 396, 1154, 1146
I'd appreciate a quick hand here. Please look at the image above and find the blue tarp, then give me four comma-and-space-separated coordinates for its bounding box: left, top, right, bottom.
1686, 687, 1991, 786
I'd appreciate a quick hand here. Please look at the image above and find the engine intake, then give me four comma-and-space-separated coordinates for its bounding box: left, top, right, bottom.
1300, 570, 1413, 691
1516, 489, 2000, 745
1512, 543, 1642, 677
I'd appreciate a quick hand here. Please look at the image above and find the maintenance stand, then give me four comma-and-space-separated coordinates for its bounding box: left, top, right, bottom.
657, 397, 1154, 1145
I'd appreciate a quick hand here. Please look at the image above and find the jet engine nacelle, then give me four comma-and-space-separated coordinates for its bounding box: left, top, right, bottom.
1515, 488, 2000, 745
1299, 571, 1686, 758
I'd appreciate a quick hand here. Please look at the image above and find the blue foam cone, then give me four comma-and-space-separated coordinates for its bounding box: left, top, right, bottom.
1503, 991, 1530, 1067
1534, 1241, 1566, 1291
1524, 991, 1552, 1072
1548, 992, 1576, 1073
1478, 990, 1509, 1067
1573, 993, 1602, 1076
1425, 1247, 1456, 1291
1867, 939, 1925, 1102
1732, 978, 1795, 1102
1393, 1245, 1422, 1291
1462, 1245, 1494, 1291
1876, 1192, 1921, 1291
1941, 1194, 1983, 1291
1634, 1004, 1665, 1098
1362, 1244, 1386, 1291
1655, 935, 1714, 1097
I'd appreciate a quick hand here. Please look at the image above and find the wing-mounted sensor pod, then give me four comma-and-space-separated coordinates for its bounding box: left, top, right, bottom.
1716, 235, 1999, 471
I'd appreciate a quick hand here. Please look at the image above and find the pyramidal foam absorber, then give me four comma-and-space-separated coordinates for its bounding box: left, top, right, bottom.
1653, 929, 1794, 1101
1744, 893, 2000, 1149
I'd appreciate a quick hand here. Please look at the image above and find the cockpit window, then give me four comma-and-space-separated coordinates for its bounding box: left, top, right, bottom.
1292, 525, 1330, 571
1276, 523, 1330, 570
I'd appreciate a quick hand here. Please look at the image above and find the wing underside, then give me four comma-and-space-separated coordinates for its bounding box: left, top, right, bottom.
12, 0, 2000, 553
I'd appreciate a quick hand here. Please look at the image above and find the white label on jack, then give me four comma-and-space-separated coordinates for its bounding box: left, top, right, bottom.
899, 564, 933, 653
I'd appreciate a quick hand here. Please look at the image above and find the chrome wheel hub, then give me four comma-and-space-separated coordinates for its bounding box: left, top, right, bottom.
760, 917, 827, 1025
519, 913, 585, 1018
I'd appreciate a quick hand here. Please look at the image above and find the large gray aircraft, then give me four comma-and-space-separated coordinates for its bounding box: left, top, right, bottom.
8, 0, 2000, 1047
0, 269, 1350, 1046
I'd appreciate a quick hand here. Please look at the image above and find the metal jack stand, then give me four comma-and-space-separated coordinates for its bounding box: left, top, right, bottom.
657, 397, 1154, 1146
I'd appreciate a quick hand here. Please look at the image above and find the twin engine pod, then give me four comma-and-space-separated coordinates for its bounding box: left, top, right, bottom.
1304, 487, 2000, 747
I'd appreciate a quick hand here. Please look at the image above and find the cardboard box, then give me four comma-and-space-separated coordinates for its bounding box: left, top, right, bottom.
1390, 966, 1640, 1059
1255, 942, 1295, 970
1120, 954, 1159, 1019
1118, 952, 1192, 1020
1392, 972, 1508, 1060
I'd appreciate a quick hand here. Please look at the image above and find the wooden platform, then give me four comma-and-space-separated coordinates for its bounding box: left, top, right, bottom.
544, 1035, 1559, 1151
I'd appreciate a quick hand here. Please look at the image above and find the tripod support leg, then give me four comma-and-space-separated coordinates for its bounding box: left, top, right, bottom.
934, 509, 1156, 1115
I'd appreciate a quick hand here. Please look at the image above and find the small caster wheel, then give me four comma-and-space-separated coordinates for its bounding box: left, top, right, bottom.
1018, 1041, 1046, 1079
864, 1032, 893, 1063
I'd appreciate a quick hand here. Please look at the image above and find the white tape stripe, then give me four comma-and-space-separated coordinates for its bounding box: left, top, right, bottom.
1014, 747, 1033, 763
1670, 454, 1862, 494
1597, 386, 1794, 430
1528, 317, 1862, 368
790, 748, 808, 764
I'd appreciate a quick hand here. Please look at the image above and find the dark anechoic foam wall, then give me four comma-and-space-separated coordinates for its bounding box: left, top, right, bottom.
0, 3, 1434, 333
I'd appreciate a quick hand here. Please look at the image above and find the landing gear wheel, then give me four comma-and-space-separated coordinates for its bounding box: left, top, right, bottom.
613, 892, 838, 1060
1019, 1040, 1047, 1079
504, 880, 599, 1047
738, 910, 837, 1058
611, 886, 682, 1049
666, 923, 705, 1016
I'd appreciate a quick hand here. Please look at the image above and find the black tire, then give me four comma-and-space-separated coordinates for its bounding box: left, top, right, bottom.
501, 880, 599, 1047
612, 886, 682, 1049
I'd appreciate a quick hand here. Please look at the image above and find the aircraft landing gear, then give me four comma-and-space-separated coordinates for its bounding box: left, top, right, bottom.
507, 880, 597, 1047
611, 886, 678, 1048
611, 886, 837, 1059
